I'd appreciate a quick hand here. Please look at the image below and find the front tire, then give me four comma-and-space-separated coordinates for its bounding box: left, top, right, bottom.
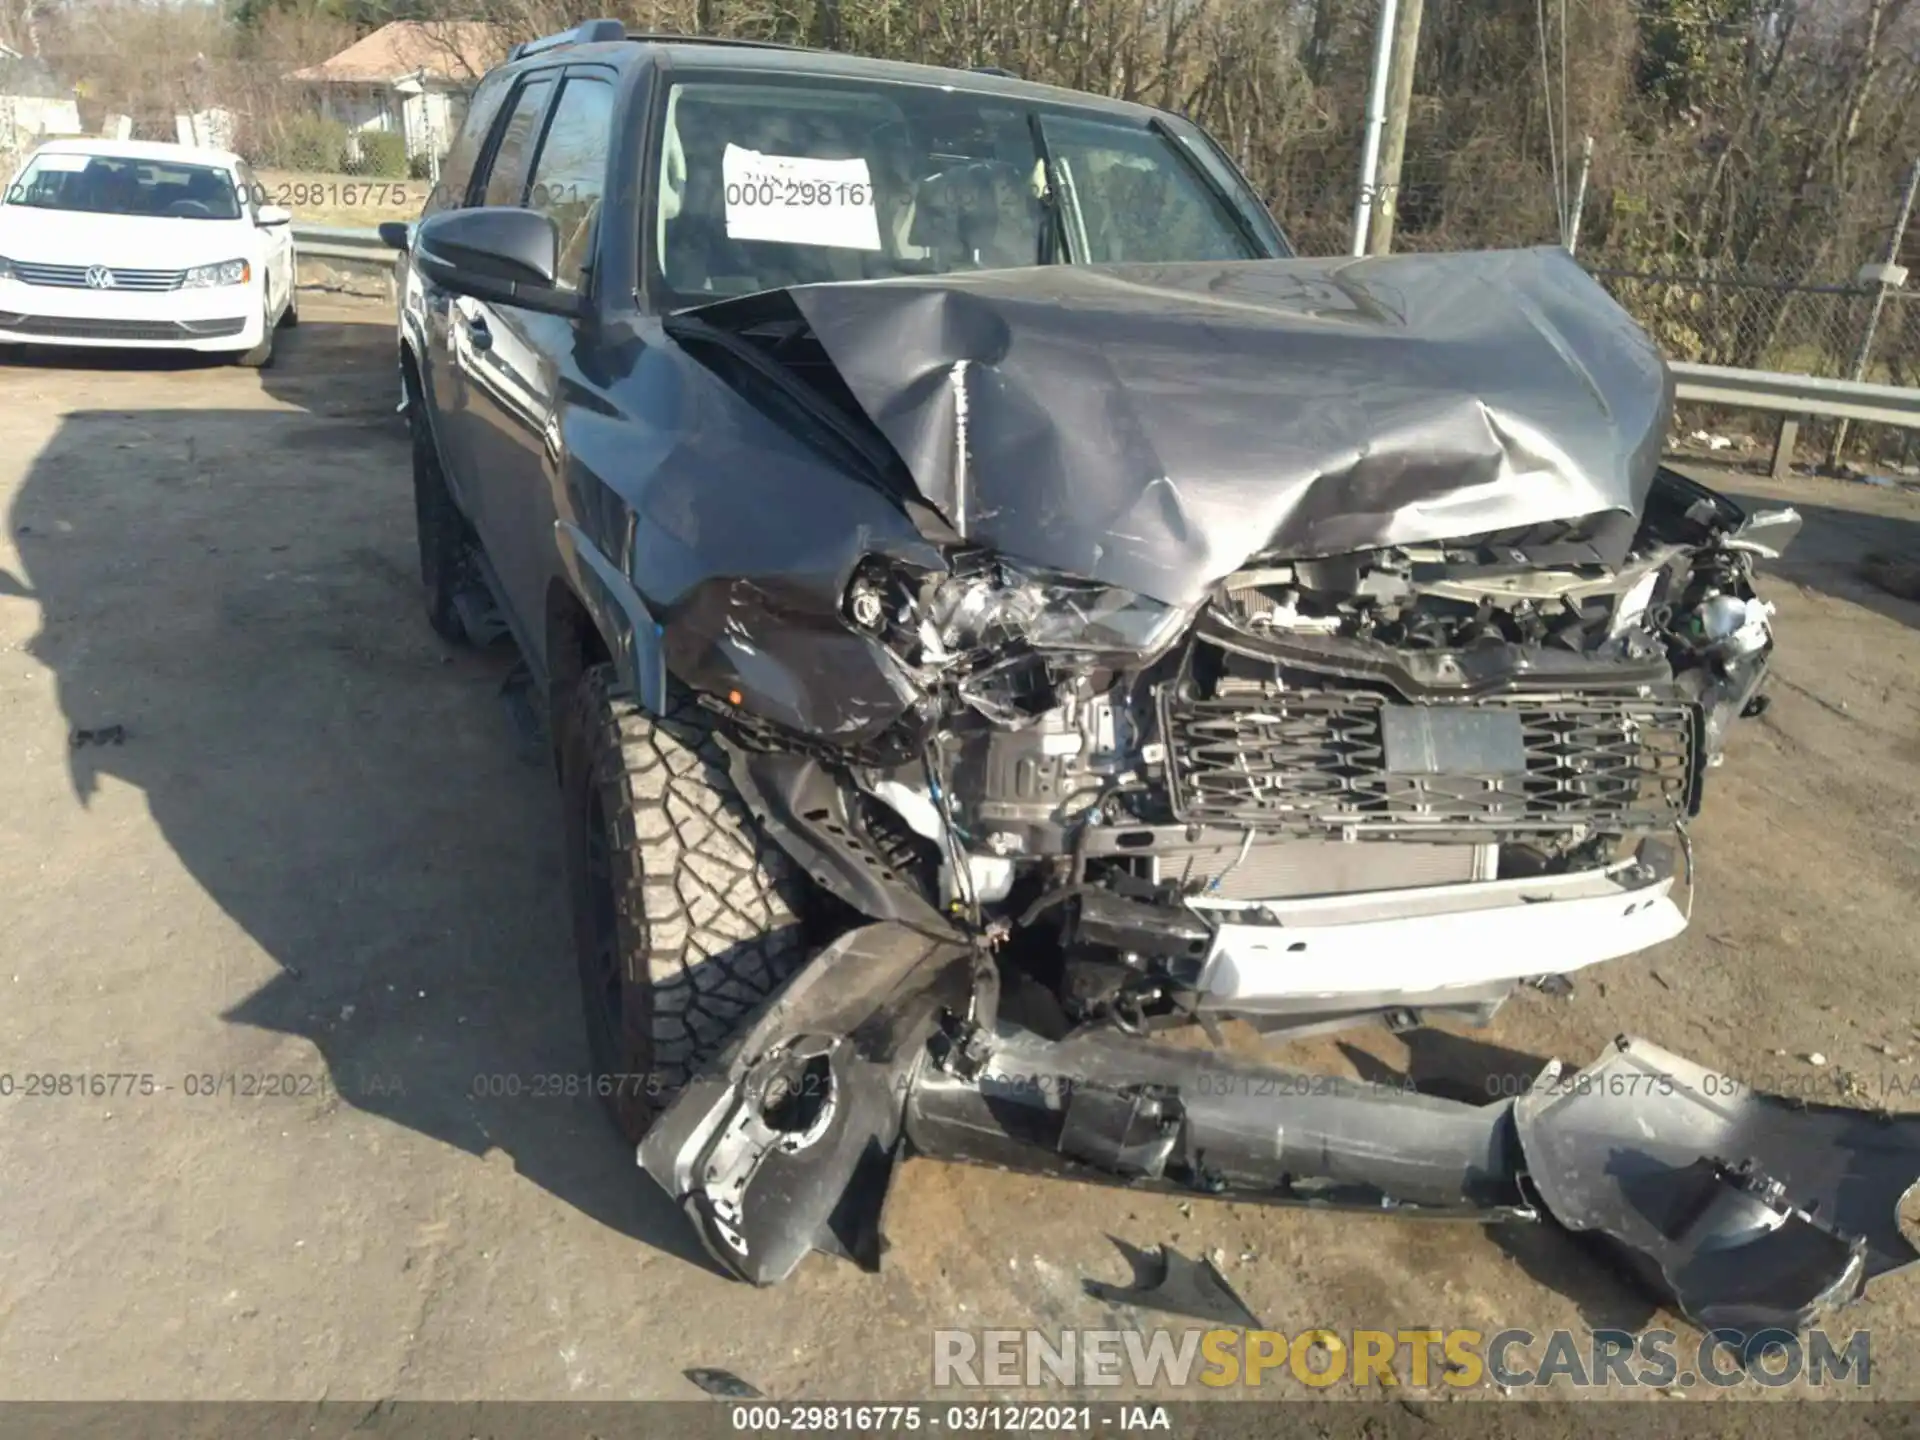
233, 304, 274, 368
559, 665, 809, 1143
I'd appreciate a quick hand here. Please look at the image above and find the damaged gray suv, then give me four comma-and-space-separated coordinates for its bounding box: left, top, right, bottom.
387, 23, 1920, 1331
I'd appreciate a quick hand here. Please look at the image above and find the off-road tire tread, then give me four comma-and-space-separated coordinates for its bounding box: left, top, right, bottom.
570, 664, 808, 1108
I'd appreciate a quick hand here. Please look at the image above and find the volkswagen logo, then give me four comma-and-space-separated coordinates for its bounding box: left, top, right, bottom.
83, 266, 115, 290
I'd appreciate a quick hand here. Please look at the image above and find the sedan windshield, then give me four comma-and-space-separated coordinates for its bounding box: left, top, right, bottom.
653, 76, 1276, 304
4, 153, 243, 221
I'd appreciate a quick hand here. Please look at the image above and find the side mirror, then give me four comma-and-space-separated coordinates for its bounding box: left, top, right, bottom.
412, 207, 581, 318
377, 220, 413, 252
256, 204, 292, 227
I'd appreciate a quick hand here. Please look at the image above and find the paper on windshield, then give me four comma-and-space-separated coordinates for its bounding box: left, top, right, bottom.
722, 145, 881, 251
28, 153, 91, 173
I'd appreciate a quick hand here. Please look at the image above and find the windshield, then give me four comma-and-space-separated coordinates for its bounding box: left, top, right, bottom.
4, 153, 243, 221
652, 76, 1273, 304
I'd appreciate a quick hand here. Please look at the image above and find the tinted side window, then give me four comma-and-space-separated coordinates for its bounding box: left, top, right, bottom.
1041, 114, 1256, 264
430, 67, 512, 212
526, 75, 615, 291
1166, 118, 1290, 256
481, 76, 557, 208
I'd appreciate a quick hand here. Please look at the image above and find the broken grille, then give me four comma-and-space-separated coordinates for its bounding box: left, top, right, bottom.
1159, 689, 1700, 832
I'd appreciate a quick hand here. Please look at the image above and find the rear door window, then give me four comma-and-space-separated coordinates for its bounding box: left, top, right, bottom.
429, 67, 513, 212
479, 75, 557, 208
525, 74, 615, 291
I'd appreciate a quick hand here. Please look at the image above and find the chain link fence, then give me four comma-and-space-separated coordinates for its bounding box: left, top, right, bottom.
1559, 144, 1920, 471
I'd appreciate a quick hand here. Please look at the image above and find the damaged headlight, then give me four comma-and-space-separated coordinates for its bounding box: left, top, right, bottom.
849, 557, 1191, 662
929, 567, 1188, 654
1693, 593, 1774, 658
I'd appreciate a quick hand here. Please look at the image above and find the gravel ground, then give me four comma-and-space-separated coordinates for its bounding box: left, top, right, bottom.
0, 297, 1917, 1411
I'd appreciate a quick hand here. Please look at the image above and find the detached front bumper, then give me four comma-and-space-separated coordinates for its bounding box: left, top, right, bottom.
642, 923, 1920, 1335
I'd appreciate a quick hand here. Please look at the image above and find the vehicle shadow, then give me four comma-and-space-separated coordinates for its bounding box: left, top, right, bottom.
1, 309, 720, 1274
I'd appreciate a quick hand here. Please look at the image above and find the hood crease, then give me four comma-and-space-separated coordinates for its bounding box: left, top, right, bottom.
680, 248, 1673, 606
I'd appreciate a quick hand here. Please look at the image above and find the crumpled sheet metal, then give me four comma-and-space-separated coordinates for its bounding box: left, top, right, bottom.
695, 247, 1673, 606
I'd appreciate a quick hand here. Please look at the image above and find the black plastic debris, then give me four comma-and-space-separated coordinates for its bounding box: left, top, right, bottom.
684, 1367, 764, 1399
1512, 1036, 1920, 1332
1084, 1238, 1264, 1329
68, 724, 126, 748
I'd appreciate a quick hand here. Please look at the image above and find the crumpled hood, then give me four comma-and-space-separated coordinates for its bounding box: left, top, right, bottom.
682, 247, 1673, 607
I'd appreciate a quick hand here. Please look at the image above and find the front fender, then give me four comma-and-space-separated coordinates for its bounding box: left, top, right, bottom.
554, 519, 667, 715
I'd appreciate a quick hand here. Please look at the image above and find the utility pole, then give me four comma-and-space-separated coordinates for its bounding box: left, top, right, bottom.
1350, 0, 1400, 257
1829, 157, 1920, 467
1567, 135, 1595, 255
1366, 0, 1426, 256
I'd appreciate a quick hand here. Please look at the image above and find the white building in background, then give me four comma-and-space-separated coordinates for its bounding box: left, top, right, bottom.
175, 107, 235, 153
0, 43, 82, 156
286, 22, 505, 167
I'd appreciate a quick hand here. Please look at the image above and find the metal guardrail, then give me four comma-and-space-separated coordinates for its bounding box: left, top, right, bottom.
291, 223, 394, 268
1670, 361, 1920, 428
1670, 360, 1920, 478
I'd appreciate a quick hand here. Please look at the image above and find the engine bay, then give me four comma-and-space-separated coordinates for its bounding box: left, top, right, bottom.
705, 467, 1799, 1039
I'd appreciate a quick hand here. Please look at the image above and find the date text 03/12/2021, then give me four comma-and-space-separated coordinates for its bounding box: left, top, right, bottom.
728, 1405, 1171, 1432
0, 1071, 404, 1100
0, 1069, 691, 1103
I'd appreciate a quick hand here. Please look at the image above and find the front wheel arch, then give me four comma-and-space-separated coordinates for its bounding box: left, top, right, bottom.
552, 520, 668, 716
546, 578, 611, 779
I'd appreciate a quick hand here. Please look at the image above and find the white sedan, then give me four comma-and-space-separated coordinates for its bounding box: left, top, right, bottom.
0, 138, 298, 367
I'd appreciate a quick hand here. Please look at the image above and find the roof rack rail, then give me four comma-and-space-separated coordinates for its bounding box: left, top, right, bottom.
972, 65, 1019, 78
509, 18, 626, 62
625, 32, 811, 53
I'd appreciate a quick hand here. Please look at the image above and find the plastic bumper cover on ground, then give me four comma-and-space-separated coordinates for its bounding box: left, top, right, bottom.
640, 922, 1920, 1334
